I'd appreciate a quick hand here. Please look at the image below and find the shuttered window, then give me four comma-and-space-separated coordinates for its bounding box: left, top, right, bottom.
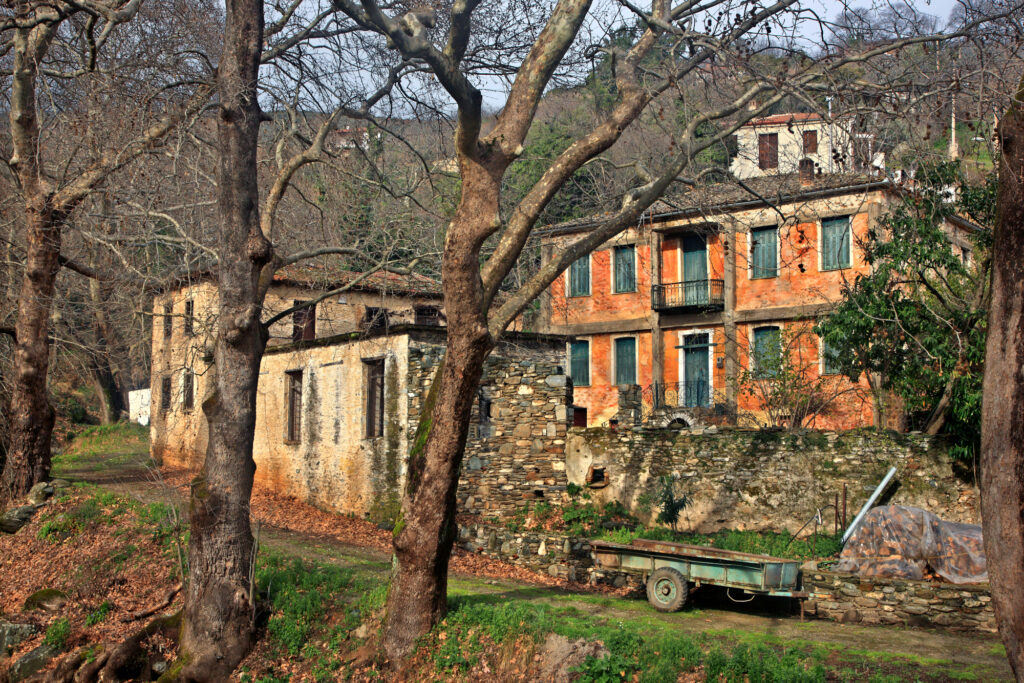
758, 133, 779, 169
568, 256, 590, 297
803, 130, 818, 154
614, 337, 637, 386
364, 358, 385, 438
821, 216, 851, 271
750, 226, 778, 279
183, 370, 194, 411
183, 300, 195, 337
569, 340, 590, 386
752, 327, 782, 378
286, 370, 303, 442
821, 338, 842, 376
292, 301, 316, 342
613, 246, 636, 293
160, 376, 172, 415
163, 304, 173, 340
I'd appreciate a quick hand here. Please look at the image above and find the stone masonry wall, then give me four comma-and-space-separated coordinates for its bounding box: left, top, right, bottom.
802, 571, 995, 632
565, 427, 977, 533
404, 334, 573, 518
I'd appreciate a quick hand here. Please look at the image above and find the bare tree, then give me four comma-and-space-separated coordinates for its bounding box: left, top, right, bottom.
0, 0, 213, 501
981, 74, 1024, 680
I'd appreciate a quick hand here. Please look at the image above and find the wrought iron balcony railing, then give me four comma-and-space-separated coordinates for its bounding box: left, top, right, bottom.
651, 279, 725, 312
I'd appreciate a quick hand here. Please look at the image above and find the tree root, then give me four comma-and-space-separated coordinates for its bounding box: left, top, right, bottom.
123, 584, 183, 623
45, 611, 182, 683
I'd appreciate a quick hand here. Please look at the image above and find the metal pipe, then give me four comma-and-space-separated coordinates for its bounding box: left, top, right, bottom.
842, 467, 896, 544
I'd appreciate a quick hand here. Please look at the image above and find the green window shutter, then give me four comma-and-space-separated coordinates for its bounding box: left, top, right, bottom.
821, 216, 851, 270
614, 245, 636, 292
570, 340, 590, 386
614, 337, 637, 386
751, 227, 777, 278
569, 256, 590, 296
822, 338, 841, 375
753, 327, 781, 377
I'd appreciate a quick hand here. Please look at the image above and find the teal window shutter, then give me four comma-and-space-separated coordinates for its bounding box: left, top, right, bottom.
570, 340, 590, 386
752, 327, 781, 377
751, 226, 778, 279
614, 245, 636, 292
614, 337, 637, 385
569, 256, 590, 296
821, 216, 851, 270
821, 338, 841, 375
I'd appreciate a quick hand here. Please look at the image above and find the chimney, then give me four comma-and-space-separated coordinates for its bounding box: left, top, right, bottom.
799, 158, 815, 186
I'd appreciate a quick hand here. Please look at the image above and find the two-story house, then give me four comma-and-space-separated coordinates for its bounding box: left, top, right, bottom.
537, 171, 976, 430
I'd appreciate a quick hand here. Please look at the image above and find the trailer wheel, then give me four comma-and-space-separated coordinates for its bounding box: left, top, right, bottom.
646, 568, 689, 612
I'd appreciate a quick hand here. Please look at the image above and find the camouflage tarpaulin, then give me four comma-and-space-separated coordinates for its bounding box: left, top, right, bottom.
834, 505, 987, 584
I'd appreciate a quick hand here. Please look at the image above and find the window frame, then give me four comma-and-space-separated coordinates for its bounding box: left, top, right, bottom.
819, 215, 852, 272
567, 254, 591, 297
611, 245, 637, 294
183, 300, 195, 337
292, 301, 316, 342
758, 132, 779, 170
803, 129, 818, 154
751, 325, 783, 378
414, 305, 444, 326
285, 369, 303, 443
749, 225, 780, 280
363, 357, 385, 439
182, 369, 195, 412
568, 338, 591, 387
819, 336, 842, 376
612, 335, 638, 387
160, 376, 172, 415
162, 303, 173, 340
363, 306, 389, 331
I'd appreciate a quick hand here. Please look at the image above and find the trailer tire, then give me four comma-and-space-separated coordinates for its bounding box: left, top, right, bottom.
646, 568, 689, 612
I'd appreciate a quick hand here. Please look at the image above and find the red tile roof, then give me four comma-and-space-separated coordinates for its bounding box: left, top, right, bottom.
744, 112, 821, 127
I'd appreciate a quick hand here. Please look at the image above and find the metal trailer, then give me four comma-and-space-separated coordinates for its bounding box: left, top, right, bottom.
590, 538, 822, 613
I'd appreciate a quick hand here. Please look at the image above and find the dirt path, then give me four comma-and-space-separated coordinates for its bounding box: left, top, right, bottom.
53, 444, 1014, 681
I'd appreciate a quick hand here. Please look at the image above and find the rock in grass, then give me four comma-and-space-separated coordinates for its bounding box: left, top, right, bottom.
22, 589, 68, 612
8, 643, 60, 682
0, 506, 36, 534
27, 482, 54, 506
0, 621, 38, 658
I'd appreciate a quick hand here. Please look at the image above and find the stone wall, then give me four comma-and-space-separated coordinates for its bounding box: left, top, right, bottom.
405, 333, 573, 519
457, 521, 593, 581
565, 427, 977, 533
802, 571, 995, 632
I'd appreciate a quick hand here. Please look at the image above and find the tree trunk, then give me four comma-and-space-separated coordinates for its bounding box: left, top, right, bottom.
2, 207, 59, 501
382, 165, 499, 663
178, 0, 269, 679
89, 279, 126, 424
981, 81, 1024, 680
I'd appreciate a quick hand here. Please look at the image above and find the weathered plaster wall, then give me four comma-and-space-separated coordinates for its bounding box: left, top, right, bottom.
254, 335, 410, 520
564, 428, 977, 532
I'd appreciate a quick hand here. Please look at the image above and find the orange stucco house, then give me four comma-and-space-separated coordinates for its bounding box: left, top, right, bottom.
536, 172, 977, 430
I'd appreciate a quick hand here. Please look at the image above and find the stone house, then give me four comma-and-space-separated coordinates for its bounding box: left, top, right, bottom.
150, 267, 572, 521
537, 172, 980, 429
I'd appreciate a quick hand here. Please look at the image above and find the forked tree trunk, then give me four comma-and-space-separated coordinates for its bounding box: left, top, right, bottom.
382, 168, 498, 662
2, 208, 59, 500
178, 0, 269, 679
981, 80, 1024, 680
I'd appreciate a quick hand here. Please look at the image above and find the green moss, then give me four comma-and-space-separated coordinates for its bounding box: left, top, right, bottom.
405, 358, 444, 498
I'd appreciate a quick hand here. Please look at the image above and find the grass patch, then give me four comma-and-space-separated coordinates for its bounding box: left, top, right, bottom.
52, 423, 149, 475
85, 601, 113, 626
45, 617, 71, 650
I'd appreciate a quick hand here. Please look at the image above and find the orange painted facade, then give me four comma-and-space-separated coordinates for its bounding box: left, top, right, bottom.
539, 175, 897, 429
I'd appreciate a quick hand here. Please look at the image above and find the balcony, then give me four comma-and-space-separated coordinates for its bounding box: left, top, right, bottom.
651, 279, 725, 312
